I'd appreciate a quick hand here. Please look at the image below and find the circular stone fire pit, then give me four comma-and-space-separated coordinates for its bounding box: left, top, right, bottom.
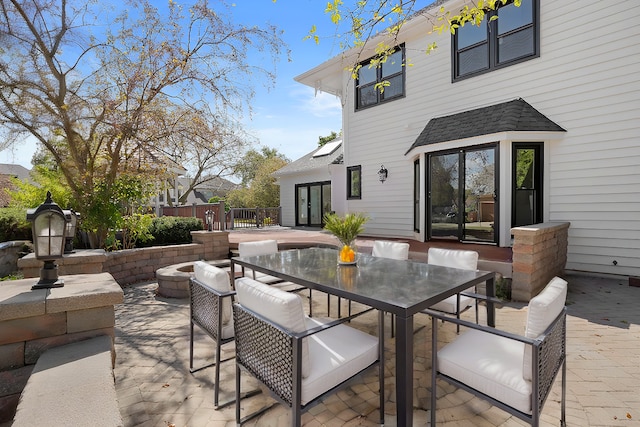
155, 259, 231, 298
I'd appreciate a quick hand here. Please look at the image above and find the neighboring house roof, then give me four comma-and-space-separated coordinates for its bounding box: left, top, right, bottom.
178, 175, 239, 204
0, 163, 31, 181
0, 164, 32, 207
407, 98, 566, 154
273, 139, 343, 177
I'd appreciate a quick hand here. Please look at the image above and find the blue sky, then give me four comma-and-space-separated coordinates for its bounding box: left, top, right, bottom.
0, 0, 345, 169
0, 0, 434, 168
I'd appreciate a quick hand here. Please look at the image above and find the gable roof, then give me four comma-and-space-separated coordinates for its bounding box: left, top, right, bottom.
407, 98, 566, 153
0, 163, 31, 181
273, 139, 343, 177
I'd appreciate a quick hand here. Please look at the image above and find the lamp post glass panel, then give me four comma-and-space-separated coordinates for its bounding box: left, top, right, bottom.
26, 191, 69, 289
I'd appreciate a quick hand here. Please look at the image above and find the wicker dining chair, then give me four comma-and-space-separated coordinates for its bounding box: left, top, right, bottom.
428, 276, 568, 427
232, 277, 385, 427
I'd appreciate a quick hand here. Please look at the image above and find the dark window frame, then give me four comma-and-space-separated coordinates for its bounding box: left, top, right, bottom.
452, 0, 540, 81
355, 44, 406, 111
347, 165, 362, 200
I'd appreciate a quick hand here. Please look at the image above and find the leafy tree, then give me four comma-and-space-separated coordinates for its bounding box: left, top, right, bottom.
311, 0, 521, 87
227, 152, 288, 208
158, 107, 250, 206
318, 131, 340, 147
9, 166, 73, 211
233, 147, 289, 187
0, 0, 285, 247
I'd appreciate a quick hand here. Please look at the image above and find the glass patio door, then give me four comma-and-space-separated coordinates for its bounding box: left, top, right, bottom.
427, 145, 497, 243
296, 182, 331, 227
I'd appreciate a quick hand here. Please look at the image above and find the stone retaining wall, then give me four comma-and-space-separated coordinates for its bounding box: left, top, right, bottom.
18, 231, 230, 286
511, 222, 570, 301
0, 241, 30, 277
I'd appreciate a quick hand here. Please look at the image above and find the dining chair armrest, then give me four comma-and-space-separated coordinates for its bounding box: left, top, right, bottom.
423, 308, 534, 344
291, 307, 377, 340
190, 276, 237, 299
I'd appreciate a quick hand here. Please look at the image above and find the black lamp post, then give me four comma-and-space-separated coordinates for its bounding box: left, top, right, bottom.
205, 210, 215, 231
26, 191, 69, 289
63, 209, 79, 254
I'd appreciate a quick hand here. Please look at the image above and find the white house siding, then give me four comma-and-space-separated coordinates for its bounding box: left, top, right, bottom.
333, 0, 640, 276
277, 169, 333, 227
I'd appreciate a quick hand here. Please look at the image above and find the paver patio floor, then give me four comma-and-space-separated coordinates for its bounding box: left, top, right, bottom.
114, 272, 640, 426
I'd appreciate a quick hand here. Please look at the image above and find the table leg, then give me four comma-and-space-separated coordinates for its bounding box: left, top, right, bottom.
395, 314, 413, 427
486, 276, 495, 327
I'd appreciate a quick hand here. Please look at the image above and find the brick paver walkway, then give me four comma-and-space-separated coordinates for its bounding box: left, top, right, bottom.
114, 272, 640, 426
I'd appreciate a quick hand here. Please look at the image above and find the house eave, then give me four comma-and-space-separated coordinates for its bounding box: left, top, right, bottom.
405, 130, 567, 158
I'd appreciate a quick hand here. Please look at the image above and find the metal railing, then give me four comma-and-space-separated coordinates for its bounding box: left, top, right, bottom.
228, 207, 281, 230
159, 203, 281, 230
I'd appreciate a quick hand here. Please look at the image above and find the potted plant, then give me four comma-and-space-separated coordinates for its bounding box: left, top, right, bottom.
322, 212, 368, 265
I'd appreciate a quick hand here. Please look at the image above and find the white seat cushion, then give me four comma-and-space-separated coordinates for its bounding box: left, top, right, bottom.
523, 277, 568, 380
429, 294, 474, 314
438, 329, 532, 414
193, 261, 233, 326
235, 277, 311, 378
372, 240, 410, 260
301, 317, 378, 406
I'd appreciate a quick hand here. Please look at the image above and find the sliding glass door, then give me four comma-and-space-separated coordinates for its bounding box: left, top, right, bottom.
427, 145, 498, 243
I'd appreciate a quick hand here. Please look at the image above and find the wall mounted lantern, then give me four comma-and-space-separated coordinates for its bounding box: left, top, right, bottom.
63, 209, 79, 254
378, 165, 388, 183
26, 191, 69, 289
205, 210, 215, 231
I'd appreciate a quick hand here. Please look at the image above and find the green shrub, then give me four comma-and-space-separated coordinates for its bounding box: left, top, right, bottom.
141, 216, 204, 246
0, 208, 31, 242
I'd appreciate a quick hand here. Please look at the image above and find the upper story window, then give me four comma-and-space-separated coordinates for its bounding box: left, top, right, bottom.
452, 0, 539, 80
355, 45, 405, 110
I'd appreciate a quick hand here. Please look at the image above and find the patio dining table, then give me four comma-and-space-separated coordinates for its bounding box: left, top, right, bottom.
231, 247, 495, 427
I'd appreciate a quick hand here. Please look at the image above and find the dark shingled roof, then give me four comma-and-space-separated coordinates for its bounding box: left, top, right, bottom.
406, 98, 565, 154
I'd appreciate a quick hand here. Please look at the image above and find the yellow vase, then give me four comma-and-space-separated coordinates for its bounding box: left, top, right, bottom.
338, 243, 357, 265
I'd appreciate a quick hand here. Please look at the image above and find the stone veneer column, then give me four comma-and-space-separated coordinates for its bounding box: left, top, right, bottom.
0, 273, 123, 423
190, 230, 230, 260
511, 222, 570, 301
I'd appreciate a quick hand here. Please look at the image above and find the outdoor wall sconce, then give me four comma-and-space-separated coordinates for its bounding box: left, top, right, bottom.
378, 165, 388, 183
26, 191, 69, 289
63, 209, 79, 254
205, 210, 215, 231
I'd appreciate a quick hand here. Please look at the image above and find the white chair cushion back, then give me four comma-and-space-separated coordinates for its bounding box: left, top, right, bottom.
235, 277, 311, 378
193, 261, 232, 325
372, 240, 410, 260
427, 248, 478, 313
523, 276, 568, 380
427, 247, 479, 270
238, 239, 278, 257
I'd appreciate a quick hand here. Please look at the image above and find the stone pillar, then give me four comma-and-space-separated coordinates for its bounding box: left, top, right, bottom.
511, 222, 570, 301
0, 273, 123, 422
191, 230, 230, 260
